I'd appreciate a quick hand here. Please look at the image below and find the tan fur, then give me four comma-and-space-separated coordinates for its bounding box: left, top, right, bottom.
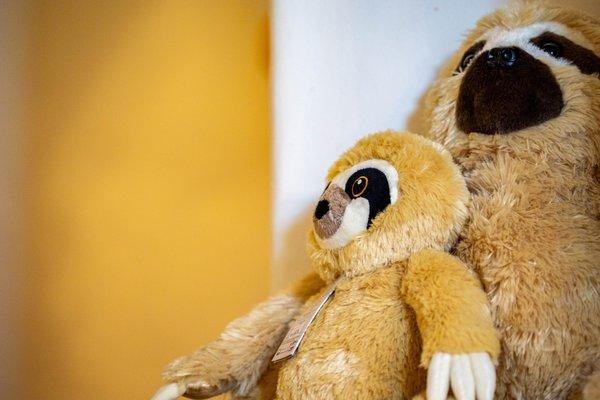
583, 369, 600, 400
162, 272, 325, 398
277, 264, 426, 399
160, 132, 499, 399
277, 249, 499, 400
403, 250, 499, 366
422, 3, 600, 399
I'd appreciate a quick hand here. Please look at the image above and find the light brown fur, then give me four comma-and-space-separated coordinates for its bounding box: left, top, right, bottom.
422, 3, 600, 399
162, 273, 325, 398
160, 132, 499, 399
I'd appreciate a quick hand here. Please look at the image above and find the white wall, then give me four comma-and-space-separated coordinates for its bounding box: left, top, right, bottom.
270, 0, 600, 291
271, 0, 503, 290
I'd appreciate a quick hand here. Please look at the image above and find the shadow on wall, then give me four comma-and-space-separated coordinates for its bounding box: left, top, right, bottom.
273, 206, 314, 290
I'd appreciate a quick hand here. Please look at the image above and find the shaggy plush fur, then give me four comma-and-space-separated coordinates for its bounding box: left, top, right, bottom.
422, 3, 600, 399
162, 272, 325, 398
160, 132, 499, 399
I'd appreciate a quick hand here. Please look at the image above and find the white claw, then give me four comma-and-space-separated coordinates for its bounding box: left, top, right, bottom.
427, 352, 451, 400
469, 352, 496, 400
151, 383, 186, 400
451, 354, 475, 400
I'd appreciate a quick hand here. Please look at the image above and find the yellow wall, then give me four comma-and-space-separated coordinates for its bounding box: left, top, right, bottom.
25, 1, 270, 399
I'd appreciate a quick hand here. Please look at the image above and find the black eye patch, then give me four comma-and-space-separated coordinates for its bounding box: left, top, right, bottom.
530, 31, 600, 76
454, 41, 486, 75
344, 168, 391, 228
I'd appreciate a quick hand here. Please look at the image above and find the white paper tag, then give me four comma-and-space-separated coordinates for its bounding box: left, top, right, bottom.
271, 279, 340, 362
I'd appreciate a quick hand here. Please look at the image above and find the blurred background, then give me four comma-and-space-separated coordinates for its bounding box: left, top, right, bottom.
2, 1, 599, 399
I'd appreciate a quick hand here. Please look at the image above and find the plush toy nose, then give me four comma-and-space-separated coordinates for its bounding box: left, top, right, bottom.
314, 200, 330, 220
313, 185, 350, 240
486, 47, 518, 68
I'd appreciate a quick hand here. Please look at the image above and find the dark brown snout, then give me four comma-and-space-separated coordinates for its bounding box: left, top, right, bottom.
313, 185, 350, 239
456, 46, 563, 135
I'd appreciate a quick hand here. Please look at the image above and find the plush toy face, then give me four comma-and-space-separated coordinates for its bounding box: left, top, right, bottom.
454, 21, 600, 135
313, 159, 399, 250
308, 132, 469, 282
425, 4, 600, 163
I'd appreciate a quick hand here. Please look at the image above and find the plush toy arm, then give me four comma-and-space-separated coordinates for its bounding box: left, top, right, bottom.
153, 272, 325, 400
402, 249, 500, 400
403, 249, 499, 362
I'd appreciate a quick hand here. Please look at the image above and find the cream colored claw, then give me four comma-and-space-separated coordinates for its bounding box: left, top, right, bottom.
451, 354, 475, 400
151, 383, 186, 400
427, 352, 451, 400
427, 352, 496, 400
470, 352, 496, 400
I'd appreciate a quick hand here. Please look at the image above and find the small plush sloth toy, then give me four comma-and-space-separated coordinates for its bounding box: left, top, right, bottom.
152, 132, 499, 400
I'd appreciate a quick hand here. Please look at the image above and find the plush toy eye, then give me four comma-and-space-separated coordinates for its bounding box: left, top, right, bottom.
540, 41, 562, 58
351, 176, 368, 197
460, 53, 475, 71
342, 166, 394, 229
454, 41, 485, 75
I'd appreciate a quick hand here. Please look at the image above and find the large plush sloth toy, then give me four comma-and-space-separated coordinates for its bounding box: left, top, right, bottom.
423, 2, 600, 399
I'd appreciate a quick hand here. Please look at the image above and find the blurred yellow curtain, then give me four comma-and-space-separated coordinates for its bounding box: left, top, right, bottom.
25, 1, 270, 399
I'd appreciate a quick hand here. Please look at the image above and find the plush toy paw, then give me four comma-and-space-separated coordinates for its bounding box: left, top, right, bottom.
151, 383, 185, 400
157, 346, 240, 399
151, 378, 236, 400
427, 352, 495, 400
